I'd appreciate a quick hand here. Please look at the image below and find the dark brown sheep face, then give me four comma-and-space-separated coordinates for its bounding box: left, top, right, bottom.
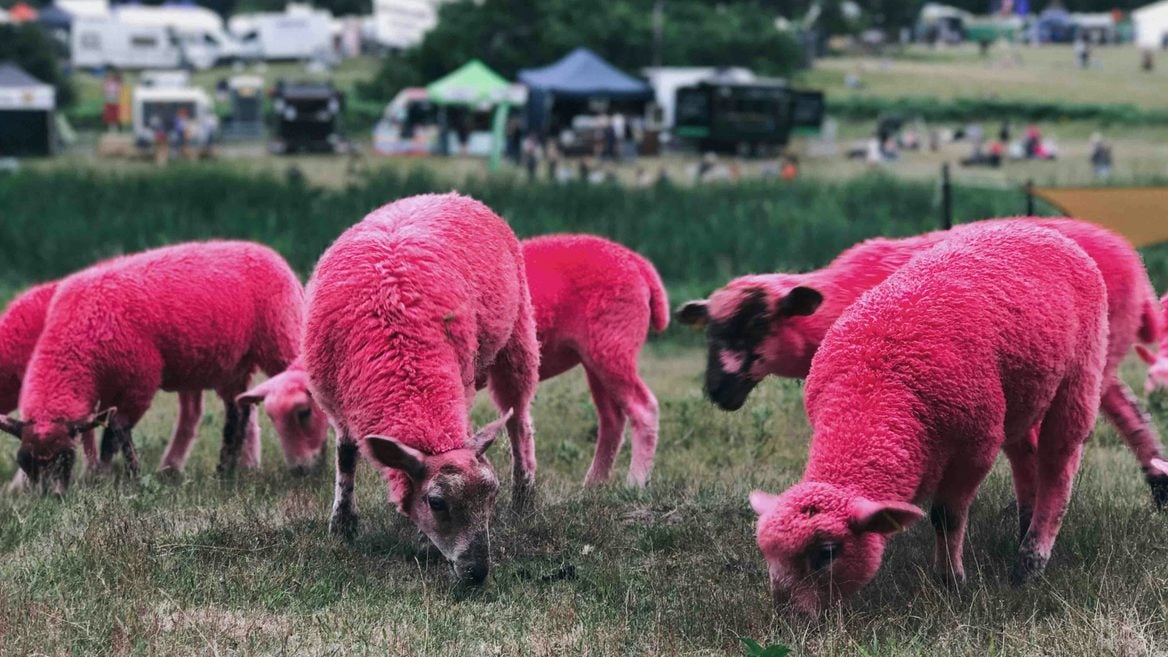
363, 411, 511, 586
677, 285, 823, 411
1, 409, 112, 495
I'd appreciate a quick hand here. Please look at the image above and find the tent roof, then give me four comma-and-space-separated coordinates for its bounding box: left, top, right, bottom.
37, 4, 74, 28
519, 47, 651, 100
0, 62, 50, 90
426, 59, 512, 106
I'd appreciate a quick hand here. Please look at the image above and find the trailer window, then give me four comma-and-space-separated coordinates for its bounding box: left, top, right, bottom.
131, 35, 158, 48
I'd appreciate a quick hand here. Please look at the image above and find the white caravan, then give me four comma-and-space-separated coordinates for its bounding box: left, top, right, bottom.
230, 5, 334, 61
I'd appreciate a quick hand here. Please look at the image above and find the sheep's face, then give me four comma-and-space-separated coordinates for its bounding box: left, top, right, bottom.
750, 483, 923, 616
1, 410, 112, 495
1141, 348, 1168, 395
364, 411, 510, 586
237, 370, 329, 473
677, 282, 823, 411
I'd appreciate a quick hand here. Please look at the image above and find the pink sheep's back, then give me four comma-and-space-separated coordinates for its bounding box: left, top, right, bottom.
304, 193, 528, 454
0, 281, 58, 413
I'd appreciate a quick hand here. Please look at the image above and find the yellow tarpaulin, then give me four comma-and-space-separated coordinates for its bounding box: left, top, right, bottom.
1031, 186, 1168, 248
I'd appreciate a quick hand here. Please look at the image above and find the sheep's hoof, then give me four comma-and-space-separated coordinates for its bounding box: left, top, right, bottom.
933, 568, 966, 589
1147, 474, 1168, 509
329, 509, 360, 540
157, 467, 185, 485
1008, 547, 1047, 587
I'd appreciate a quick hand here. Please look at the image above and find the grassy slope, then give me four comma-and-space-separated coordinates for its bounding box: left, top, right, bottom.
801, 44, 1168, 109
1, 348, 1165, 655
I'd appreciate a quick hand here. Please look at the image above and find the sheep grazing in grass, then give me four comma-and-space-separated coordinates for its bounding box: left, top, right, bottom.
236, 360, 329, 473
1136, 294, 1168, 393
518, 234, 668, 487
680, 218, 1168, 506
303, 193, 539, 585
0, 241, 306, 493
750, 223, 1108, 616
0, 281, 204, 492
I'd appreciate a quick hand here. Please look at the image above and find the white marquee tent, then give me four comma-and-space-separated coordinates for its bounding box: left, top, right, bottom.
1134, 0, 1168, 49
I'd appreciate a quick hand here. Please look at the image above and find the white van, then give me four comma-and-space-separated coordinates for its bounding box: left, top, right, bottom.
72, 18, 184, 70
230, 5, 333, 61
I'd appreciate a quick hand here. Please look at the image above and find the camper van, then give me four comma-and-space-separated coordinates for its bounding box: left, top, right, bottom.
230, 5, 333, 61
72, 18, 185, 70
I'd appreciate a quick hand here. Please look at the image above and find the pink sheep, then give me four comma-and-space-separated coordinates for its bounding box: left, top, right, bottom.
0, 241, 307, 492
680, 217, 1168, 506
236, 360, 329, 473
0, 281, 202, 490
517, 234, 668, 487
750, 223, 1108, 615
1135, 294, 1168, 397
302, 193, 539, 585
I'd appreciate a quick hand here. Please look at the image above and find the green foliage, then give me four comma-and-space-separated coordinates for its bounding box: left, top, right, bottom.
741, 637, 793, 657
355, 56, 424, 106
827, 95, 1168, 126
361, 0, 802, 102
0, 24, 75, 108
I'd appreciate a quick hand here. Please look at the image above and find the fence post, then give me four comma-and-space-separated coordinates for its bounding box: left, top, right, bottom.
940, 163, 952, 230
1024, 179, 1035, 216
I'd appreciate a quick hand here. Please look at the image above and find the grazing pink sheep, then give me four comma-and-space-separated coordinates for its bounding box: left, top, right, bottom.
0, 241, 305, 492
680, 218, 1168, 505
0, 280, 204, 491
516, 234, 668, 487
236, 359, 329, 472
750, 223, 1108, 615
303, 193, 539, 585
1135, 294, 1168, 394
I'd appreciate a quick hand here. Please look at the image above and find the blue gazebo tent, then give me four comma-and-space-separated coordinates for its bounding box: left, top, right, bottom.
0, 62, 57, 156
519, 48, 652, 136
519, 47, 653, 100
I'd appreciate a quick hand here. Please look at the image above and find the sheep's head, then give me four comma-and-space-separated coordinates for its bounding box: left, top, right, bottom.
677, 280, 823, 411
237, 369, 329, 473
1, 408, 114, 495
363, 410, 510, 586
750, 482, 923, 616
1136, 344, 1168, 396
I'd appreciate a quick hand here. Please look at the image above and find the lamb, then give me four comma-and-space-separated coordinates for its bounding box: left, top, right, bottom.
679, 217, 1168, 505
236, 360, 329, 472
0, 281, 201, 490
515, 234, 668, 487
750, 223, 1108, 615
302, 193, 539, 585
1135, 294, 1168, 396
0, 241, 306, 492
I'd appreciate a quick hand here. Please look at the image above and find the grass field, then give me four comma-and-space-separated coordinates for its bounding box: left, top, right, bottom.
1, 348, 1166, 655
803, 43, 1168, 109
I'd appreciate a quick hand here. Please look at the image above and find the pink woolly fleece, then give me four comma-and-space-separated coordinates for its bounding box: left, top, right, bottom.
695, 218, 1167, 487
15, 241, 304, 462
303, 193, 539, 505
1137, 294, 1168, 393
0, 282, 58, 414
752, 223, 1108, 615
521, 234, 668, 485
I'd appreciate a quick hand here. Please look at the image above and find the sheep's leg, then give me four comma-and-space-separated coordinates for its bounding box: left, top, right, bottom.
931, 446, 995, 584
1003, 427, 1040, 542
1099, 379, 1168, 507
215, 382, 254, 475
1010, 378, 1096, 586
586, 355, 659, 488
241, 405, 262, 469
330, 428, 360, 538
159, 391, 205, 473
115, 425, 140, 479
488, 318, 540, 511
6, 469, 28, 494
582, 367, 628, 487
80, 429, 99, 472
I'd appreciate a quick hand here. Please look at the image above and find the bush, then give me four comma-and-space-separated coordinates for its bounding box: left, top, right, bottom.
827, 95, 1168, 126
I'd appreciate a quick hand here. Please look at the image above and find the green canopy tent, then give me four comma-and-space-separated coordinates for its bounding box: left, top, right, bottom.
426, 59, 523, 170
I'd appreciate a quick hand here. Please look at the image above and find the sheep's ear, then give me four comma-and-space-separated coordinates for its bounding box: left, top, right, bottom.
1151, 458, 1168, 478
676, 300, 709, 329
467, 408, 513, 457
0, 415, 24, 438
749, 490, 781, 516
1135, 344, 1158, 366
67, 407, 116, 434
236, 378, 278, 407
364, 435, 427, 481
848, 498, 925, 535
776, 287, 823, 318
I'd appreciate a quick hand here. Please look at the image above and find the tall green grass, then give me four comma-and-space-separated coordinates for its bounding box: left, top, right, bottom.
3, 166, 1167, 306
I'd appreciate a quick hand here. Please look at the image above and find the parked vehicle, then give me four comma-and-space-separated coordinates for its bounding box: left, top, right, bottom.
230, 5, 333, 61
673, 79, 823, 155
270, 80, 343, 153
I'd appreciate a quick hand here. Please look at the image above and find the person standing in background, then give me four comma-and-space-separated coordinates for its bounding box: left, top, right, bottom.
102, 70, 122, 132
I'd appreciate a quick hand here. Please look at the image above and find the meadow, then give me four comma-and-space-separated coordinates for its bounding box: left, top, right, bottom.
1, 168, 1168, 655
